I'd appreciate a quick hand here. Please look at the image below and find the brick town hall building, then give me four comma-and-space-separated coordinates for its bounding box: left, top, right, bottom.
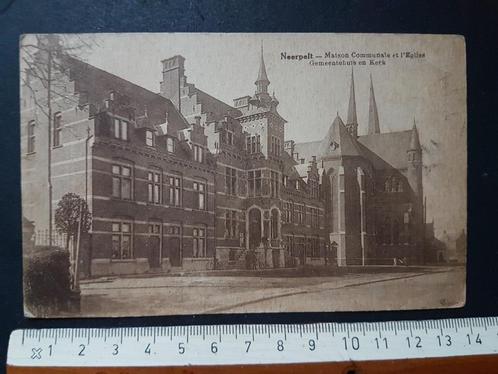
21, 42, 424, 276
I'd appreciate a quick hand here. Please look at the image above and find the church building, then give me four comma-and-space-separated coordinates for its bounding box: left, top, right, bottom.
21, 39, 424, 277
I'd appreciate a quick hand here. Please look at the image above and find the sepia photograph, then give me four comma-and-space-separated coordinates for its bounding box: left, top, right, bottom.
20, 33, 467, 317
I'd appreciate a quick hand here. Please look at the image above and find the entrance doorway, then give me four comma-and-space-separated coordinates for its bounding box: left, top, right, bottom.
147, 223, 161, 269
169, 237, 182, 266
248, 208, 262, 250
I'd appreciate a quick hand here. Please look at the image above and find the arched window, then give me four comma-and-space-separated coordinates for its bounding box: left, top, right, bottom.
384, 178, 391, 192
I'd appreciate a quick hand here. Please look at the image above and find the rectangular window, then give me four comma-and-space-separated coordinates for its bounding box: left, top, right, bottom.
193, 227, 206, 257
193, 181, 206, 210
246, 135, 261, 154
113, 118, 129, 141
27, 121, 35, 153
248, 170, 262, 197
283, 202, 293, 223
147, 170, 161, 204
193, 145, 204, 163
270, 171, 279, 198
112, 164, 132, 200
145, 130, 154, 147
225, 167, 237, 195
166, 137, 175, 153
168, 175, 182, 207
296, 204, 304, 224
225, 210, 237, 238
111, 221, 133, 259
310, 207, 319, 228
53, 112, 62, 147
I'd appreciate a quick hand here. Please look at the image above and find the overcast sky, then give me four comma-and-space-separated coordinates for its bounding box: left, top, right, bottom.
75, 33, 466, 236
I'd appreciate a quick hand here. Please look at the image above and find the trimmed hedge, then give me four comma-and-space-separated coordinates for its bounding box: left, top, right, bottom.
23, 246, 77, 316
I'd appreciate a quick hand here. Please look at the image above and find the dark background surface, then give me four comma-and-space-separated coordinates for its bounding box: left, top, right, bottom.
1, 0, 497, 370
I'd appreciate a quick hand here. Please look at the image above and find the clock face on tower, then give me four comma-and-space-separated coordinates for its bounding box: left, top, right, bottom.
330, 141, 339, 150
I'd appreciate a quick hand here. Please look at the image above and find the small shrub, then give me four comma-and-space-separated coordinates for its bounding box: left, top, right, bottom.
23, 245, 74, 316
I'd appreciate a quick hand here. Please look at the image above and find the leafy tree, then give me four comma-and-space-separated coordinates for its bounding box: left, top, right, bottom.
54, 193, 92, 252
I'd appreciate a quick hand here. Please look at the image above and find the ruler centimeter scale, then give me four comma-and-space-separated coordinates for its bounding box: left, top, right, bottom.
7, 317, 498, 367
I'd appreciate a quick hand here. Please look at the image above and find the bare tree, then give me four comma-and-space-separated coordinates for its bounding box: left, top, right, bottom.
20, 34, 96, 246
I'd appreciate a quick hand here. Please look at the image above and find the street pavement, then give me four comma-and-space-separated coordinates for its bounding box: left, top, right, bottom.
78, 266, 465, 317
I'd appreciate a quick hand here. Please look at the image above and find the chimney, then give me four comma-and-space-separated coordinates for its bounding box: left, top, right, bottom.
312, 155, 316, 163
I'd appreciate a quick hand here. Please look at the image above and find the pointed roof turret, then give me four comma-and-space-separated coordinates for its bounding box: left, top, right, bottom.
409, 118, 421, 150
256, 43, 269, 83
368, 74, 381, 134
347, 67, 358, 126
255, 42, 270, 95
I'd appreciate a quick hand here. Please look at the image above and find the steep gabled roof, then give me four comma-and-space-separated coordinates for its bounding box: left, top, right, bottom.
357, 130, 412, 169
66, 56, 189, 134
318, 114, 363, 158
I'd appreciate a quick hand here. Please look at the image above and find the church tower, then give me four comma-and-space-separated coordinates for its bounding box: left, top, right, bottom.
368, 74, 381, 135
407, 119, 422, 198
346, 68, 358, 138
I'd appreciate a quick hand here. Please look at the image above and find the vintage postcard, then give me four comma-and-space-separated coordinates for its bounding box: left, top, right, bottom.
20, 33, 466, 317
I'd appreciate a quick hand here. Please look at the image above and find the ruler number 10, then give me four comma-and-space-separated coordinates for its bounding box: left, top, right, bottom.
342, 337, 360, 350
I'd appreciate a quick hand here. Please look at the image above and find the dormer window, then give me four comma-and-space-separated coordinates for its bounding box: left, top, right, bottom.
113, 118, 128, 141
166, 137, 175, 153
193, 144, 204, 163
109, 91, 116, 100
145, 130, 154, 147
